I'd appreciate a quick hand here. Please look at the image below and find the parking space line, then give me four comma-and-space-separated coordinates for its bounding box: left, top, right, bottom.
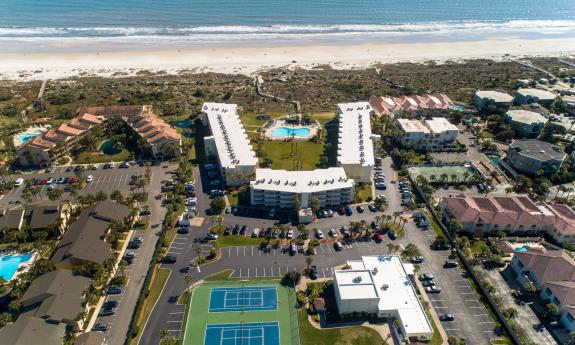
239, 268, 242, 277
444, 328, 460, 331
476, 322, 494, 325
251, 247, 254, 256
168, 252, 181, 255
469, 306, 485, 309
464, 299, 478, 302
460, 292, 475, 295
247, 268, 250, 277
169, 312, 184, 315
171, 246, 183, 250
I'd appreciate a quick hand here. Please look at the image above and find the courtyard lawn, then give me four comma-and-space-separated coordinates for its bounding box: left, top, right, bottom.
470, 240, 489, 255
354, 183, 373, 203
310, 112, 336, 125
259, 140, 324, 171
298, 309, 386, 345
240, 112, 286, 128
74, 148, 131, 164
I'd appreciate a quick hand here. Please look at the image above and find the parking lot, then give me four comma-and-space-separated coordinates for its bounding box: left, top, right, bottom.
2, 164, 153, 206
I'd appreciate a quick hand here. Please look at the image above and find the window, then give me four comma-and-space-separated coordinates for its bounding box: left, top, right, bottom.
545, 287, 552, 295
568, 313, 575, 322
553, 297, 560, 305
517, 261, 524, 268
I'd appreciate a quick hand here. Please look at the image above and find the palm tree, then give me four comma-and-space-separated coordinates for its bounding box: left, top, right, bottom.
450, 174, 457, 184
305, 257, 314, 272
440, 173, 448, 184
184, 274, 193, 292
386, 243, 394, 255
462, 171, 470, 183
374, 215, 383, 226
429, 175, 437, 184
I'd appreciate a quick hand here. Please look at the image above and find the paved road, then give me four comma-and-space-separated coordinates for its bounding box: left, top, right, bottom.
95, 164, 175, 345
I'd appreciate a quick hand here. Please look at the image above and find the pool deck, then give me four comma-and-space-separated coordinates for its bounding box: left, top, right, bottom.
13, 125, 50, 147
263, 119, 319, 141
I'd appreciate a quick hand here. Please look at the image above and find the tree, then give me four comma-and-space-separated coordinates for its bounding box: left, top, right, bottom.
523, 282, 537, 294
305, 256, 314, 271
447, 219, 463, 234
47, 187, 63, 201
95, 191, 108, 201
310, 196, 321, 213
210, 197, 226, 214
386, 242, 394, 254
184, 274, 193, 292
0, 312, 11, 327
282, 270, 301, 287
402, 243, 421, 258
503, 307, 518, 320
545, 303, 559, 320
110, 190, 123, 202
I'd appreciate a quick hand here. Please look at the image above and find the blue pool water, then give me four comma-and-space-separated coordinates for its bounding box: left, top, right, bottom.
515, 246, 529, 253
99, 138, 122, 156
0, 253, 33, 281
270, 127, 310, 138
16, 130, 44, 145
170, 119, 193, 129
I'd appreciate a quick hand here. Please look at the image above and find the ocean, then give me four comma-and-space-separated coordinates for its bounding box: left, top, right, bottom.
1, 0, 575, 50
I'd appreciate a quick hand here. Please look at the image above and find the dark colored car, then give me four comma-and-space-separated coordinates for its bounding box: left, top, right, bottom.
345, 206, 353, 216
163, 255, 177, 263
373, 233, 383, 243
92, 322, 109, 332
439, 314, 455, 321
334, 242, 344, 251
368, 204, 378, 212
127, 241, 140, 249
240, 225, 247, 235
388, 231, 397, 240
232, 224, 240, 235
310, 266, 318, 280
107, 285, 123, 295
443, 260, 458, 268
356, 205, 365, 213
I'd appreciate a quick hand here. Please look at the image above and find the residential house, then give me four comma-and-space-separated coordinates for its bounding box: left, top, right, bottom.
514, 88, 557, 107
504, 110, 548, 137
474, 90, 514, 108
507, 139, 566, 175
397, 118, 459, 150
20, 269, 91, 330
424, 117, 459, 149
370, 93, 454, 117
51, 201, 130, 267
511, 249, 575, 331
0, 313, 66, 345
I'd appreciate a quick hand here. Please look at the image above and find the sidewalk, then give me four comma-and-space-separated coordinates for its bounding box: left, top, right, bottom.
414, 276, 448, 345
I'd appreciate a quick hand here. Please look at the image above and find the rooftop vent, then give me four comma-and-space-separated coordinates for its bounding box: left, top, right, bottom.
381, 284, 389, 290
353, 276, 363, 283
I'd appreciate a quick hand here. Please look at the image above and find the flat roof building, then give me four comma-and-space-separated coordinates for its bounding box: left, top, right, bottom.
515, 88, 557, 106
250, 167, 354, 209
334, 256, 432, 340
201, 103, 258, 187
397, 118, 458, 150
474, 90, 514, 108
336, 102, 377, 183
504, 109, 548, 137
507, 139, 566, 175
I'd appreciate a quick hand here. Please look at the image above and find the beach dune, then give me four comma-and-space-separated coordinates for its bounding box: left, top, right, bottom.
1, 37, 575, 80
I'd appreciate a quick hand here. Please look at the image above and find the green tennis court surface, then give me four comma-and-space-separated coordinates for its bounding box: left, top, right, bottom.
183, 281, 299, 345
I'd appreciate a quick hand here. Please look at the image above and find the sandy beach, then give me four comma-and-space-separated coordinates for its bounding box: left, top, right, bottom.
1, 37, 575, 80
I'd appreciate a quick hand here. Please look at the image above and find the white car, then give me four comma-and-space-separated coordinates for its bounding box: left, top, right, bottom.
329, 229, 338, 237
87, 175, 94, 183
15, 178, 24, 187
315, 229, 324, 239
286, 230, 294, 239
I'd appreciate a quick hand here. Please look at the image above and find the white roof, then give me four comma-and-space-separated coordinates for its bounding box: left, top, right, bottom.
397, 119, 430, 134
506, 109, 548, 125
335, 256, 432, 336
202, 102, 258, 169
424, 117, 459, 133
476, 90, 514, 103
516, 88, 557, 100
337, 102, 375, 167
334, 270, 379, 300
251, 167, 353, 193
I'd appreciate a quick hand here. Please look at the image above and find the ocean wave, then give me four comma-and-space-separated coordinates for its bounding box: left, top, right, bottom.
1, 20, 574, 38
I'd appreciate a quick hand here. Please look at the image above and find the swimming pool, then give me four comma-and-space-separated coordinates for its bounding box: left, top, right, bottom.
515, 245, 530, 253
0, 253, 33, 281
270, 127, 310, 137
15, 129, 44, 146
99, 138, 122, 155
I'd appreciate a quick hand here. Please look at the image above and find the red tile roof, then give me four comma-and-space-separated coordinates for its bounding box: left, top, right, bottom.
370, 93, 454, 114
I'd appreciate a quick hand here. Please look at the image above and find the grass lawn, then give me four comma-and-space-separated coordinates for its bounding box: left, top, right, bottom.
310, 112, 336, 125
74, 148, 131, 164
470, 240, 489, 255
298, 309, 386, 345
205, 269, 234, 281
183, 281, 296, 345
354, 183, 373, 203
216, 235, 267, 247
131, 266, 171, 345
259, 140, 324, 171
226, 186, 250, 206
427, 212, 446, 238
240, 112, 286, 128
425, 310, 443, 345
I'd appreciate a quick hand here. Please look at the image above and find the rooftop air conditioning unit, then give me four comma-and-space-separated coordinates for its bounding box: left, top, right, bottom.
353, 276, 363, 283
381, 284, 389, 290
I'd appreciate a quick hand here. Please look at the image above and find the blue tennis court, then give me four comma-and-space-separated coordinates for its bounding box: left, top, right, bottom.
209, 286, 278, 312
204, 322, 280, 345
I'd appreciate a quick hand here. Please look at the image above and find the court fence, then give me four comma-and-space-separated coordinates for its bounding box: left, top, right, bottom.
287, 287, 301, 345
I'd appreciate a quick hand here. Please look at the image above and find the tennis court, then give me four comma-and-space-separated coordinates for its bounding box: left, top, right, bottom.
209, 286, 278, 312
182, 281, 299, 345
204, 322, 280, 345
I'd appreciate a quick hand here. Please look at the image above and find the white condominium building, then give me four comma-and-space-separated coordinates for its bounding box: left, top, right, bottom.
250, 168, 354, 209
424, 117, 459, 148
397, 119, 430, 147
336, 102, 378, 183
397, 117, 459, 150
201, 103, 258, 187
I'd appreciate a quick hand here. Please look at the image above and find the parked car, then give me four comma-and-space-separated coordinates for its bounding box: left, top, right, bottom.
204, 163, 217, 170
418, 273, 434, 281
92, 322, 109, 332
286, 230, 294, 239
107, 285, 124, 295
252, 228, 260, 238
289, 244, 297, 256
127, 241, 140, 249
439, 314, 455, 321
87, 175, 94, 183
100, 301, 119, 316
356, 205, 365, 213
326, 209, 334, 217
163, 255, 177, 263
373, 233, 383, 243
240, 225, 247, 235
410, 256, 424, 263
15, 178, 24, 187
388, 231, 397, 240
177, 226, 190, 234
422, 280, 435, 287
425, 285, 441, 294
57, 177, 65, 184
124, 252, 136, 264
333, 241, 344, 251
206, 233, 218, 241
345, 206, 353, 216
368, 204, 378, 212
443, 260, 458, 268
315, 229, 324, 239
329, 229, 338, 237
310, 266, 318, 280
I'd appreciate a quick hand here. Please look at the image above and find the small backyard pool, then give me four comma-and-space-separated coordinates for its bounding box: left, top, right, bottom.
0, 253, 33, 281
